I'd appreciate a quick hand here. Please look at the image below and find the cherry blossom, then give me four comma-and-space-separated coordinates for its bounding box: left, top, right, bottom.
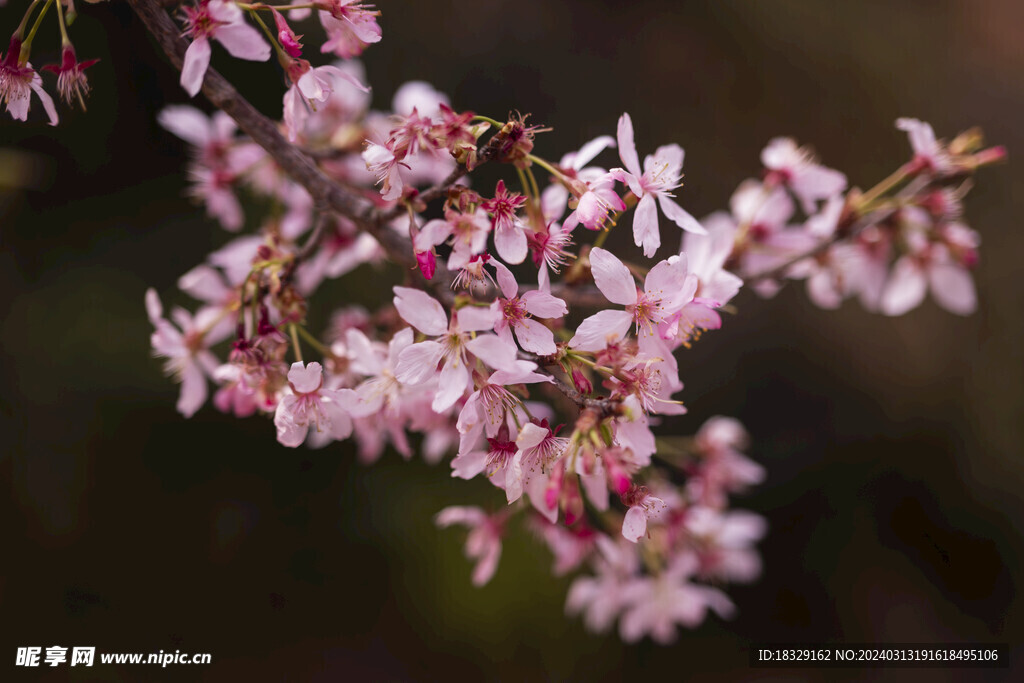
761, 137, 847, 214
435, 506, 504, 586
618, 553, 735, 643
179, 0, 271, 98
613, 112, 706, 256
487, 259, 567, 355
620, 485, 667, 543
392, 287, 516, 412
570, 247, 696, 354
273, 361, 355, 447
1, 39, 58, 125
145, 288, 226, 418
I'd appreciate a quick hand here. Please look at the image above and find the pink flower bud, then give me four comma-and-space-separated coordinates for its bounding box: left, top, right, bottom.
416, 249, 436, 280
571, 368, 592, 396
271, 9, 304, 58
562, 475, 584, 526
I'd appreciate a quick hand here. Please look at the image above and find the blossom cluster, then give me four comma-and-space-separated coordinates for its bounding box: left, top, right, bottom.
9, 0, 1004, 643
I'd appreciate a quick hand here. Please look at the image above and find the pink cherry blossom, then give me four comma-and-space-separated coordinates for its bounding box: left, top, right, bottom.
284, 60, 369, 143
481, 180, 529, 264
392, 287, 515, 412
563, 171, 626, 233
456, 360, 551, 456
685, 507, 767, 583
435, 506, 504, 586
613, 112, 706, 256
273, 361, 355, 447
618, 553, 735, 643
897, 117, 951, 174
0, 39, 58, 125
179, 0, 271, 98
487, 259, 567, 355
506, 420, 570, 512
761, 137, 847, 214
566, 535, 640, 634
621, 484, 667, 543
317, 1, 382, 59
570, 247, 696, 353
879, 225, 978, 316
146, 289, 226, 418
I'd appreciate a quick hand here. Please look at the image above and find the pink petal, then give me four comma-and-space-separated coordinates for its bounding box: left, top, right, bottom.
658, 195, 707, 235
456, 305, 500, 333
616, 112, 643, 178
433, 356, 470, 412
494, 222, 528, 265
287, 361, 323, 393
215, 22, 272, 61
513, 318, 557, 355
880, 257, 927, 316
522, 290, 567, 319
622, 506, 648, 543
928, 263, 976, 315
589, 247, 637, 306
633, 193, 661, 257
180, 37, 211, 97
395, 340, 444, 385
393, 286, 447, 336
465, 334, 518, 370
569, 310, 634, 351
176, 360, 208, 418
490, 259, 519, 299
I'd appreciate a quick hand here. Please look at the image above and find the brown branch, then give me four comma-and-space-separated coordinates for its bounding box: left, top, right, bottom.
128, 0, 415, 267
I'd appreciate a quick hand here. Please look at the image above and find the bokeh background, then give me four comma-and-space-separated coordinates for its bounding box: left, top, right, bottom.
2, 0, 1022, 680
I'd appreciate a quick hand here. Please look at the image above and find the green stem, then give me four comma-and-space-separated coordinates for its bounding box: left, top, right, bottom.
15, 0, 44, 40
55, 0, 70, 47
295, 324, 331, 356
472, 114, 504, 129
858, 163, 912, 207
248, 8, 289, 62
21, 0, 54, 61
526, 154, 570, 184
289, 323, 303, 363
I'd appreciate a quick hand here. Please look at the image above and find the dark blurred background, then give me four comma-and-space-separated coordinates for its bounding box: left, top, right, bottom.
2, 0, 1021, 680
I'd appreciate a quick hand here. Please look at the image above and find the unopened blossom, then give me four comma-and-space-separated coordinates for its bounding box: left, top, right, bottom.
761, 137, 847, 214
435, 506, 504, 586
488, 259, 567, 356
0, 38, 58, 125
614, 112, 706, 256
621, 484, 667, 543
271, 9, 304, 58
179, 0, 271, 97
273, 361, 355, 447
570, 247, 696, 354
